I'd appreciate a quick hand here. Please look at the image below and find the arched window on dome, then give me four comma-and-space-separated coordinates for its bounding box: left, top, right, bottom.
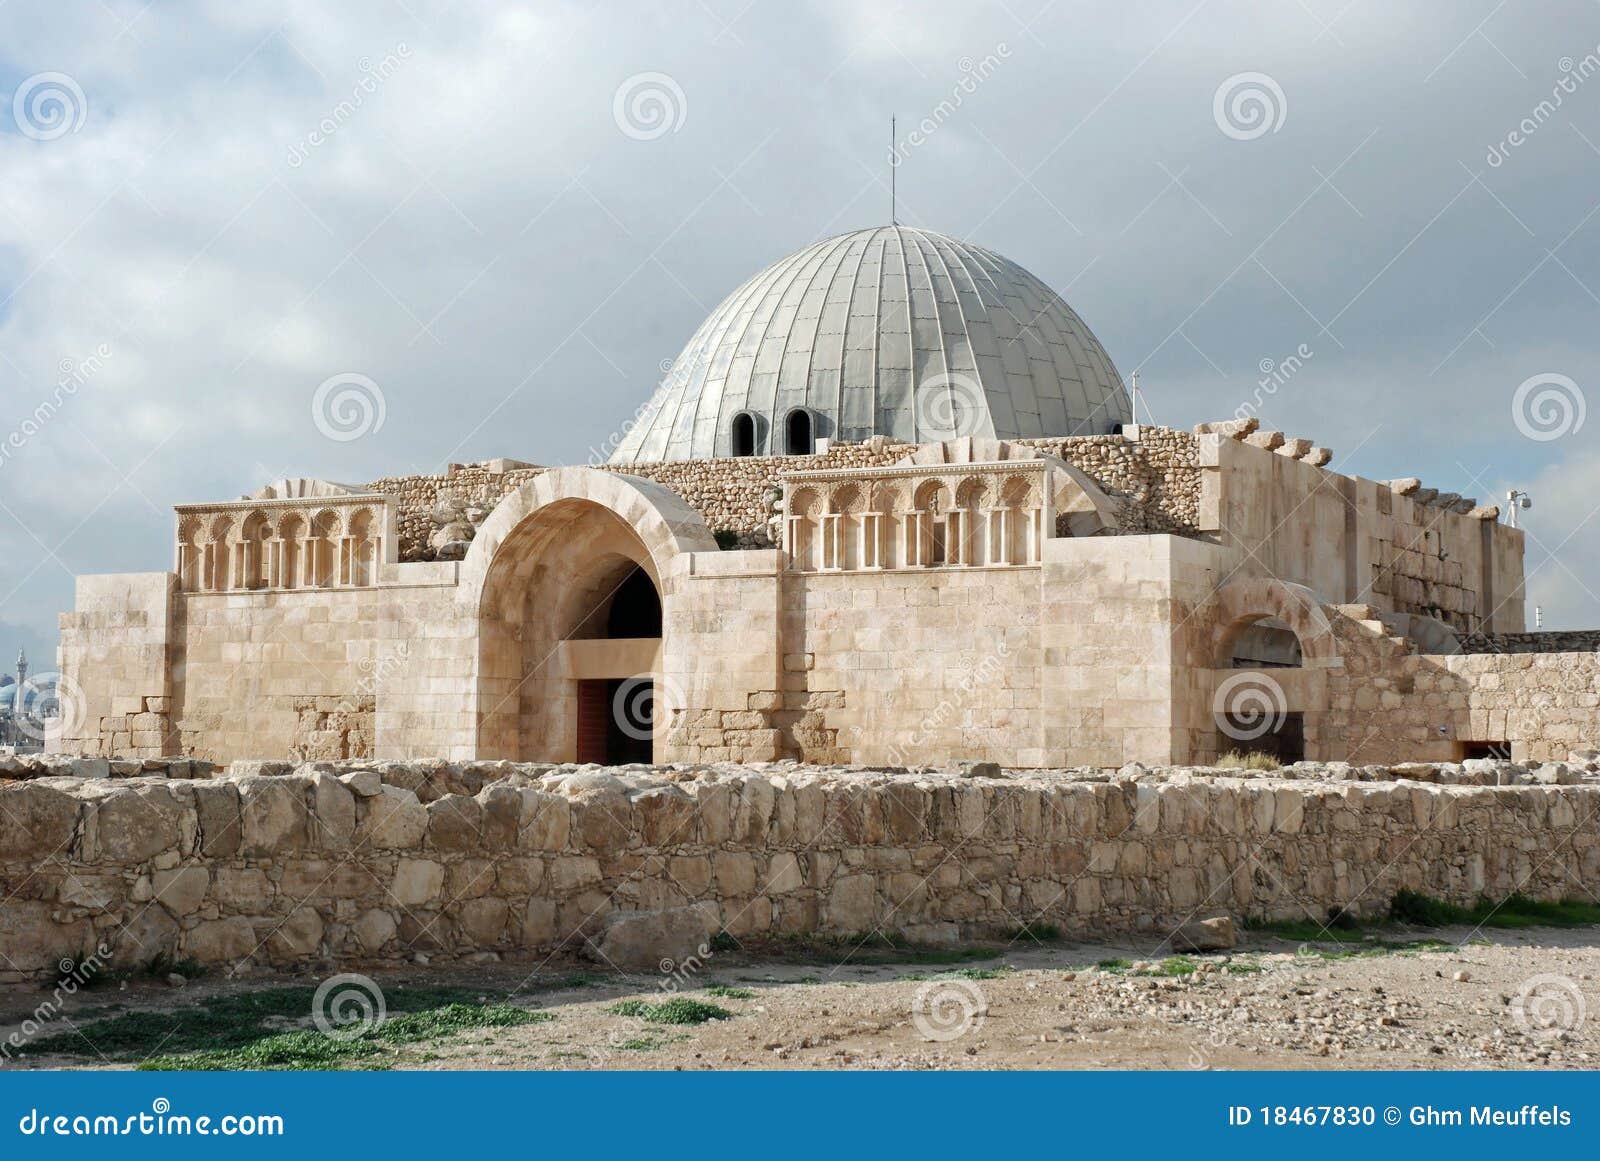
784, 408, 814, 455
731, 412, 756, 457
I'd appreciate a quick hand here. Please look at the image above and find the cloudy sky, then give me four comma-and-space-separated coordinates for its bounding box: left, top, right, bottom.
1, 0, 1597, 672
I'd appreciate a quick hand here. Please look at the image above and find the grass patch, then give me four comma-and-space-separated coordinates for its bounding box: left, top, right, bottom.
1146, 956, 1198, 977
47, 956, 118, 992
1090, 956, 1210, 977
140, 1002, 546, 1071
845, 931, 1001, 963
1247, 892, 1600, 946
21, 984, 508, 1066
1215, 750, 1281, 771
1009, 922, 1062, 943
1244, 918, 1373, 944
1391, 890, 1600, 929
892, 946, 1003, 965
141, 1031, 386, 1071
607, 997, 732, 1025
702, 985, 755, 1000
743, 930, 1004, 967
1219, 958, 1265, 974
371, 1003, 550, 1043
1294, 938, 1451, 962
938, 965, 1015, 981
616, 1032, 690, 1051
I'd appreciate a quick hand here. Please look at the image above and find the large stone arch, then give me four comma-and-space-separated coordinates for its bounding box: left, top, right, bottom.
460, 467, 717, 612
1201, 576, 1341, 669
461, 467, 718, 761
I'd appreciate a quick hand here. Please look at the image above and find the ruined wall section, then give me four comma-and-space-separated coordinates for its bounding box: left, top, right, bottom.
2, 761, 1596, 980
1199, 435, 1525, 634
368, 430, 1210, 562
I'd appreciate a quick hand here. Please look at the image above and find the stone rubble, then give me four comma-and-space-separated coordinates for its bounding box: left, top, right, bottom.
2, 753, 1596, 981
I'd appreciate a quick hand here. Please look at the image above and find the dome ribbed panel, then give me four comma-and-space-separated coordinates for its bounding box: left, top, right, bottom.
610, 226, 1129, 462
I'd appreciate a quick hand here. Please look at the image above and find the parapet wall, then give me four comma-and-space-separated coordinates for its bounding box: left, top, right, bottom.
367, 430, 1207, 560
3, 756, 1597, 980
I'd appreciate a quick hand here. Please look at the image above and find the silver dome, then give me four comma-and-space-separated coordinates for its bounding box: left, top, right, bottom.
609, 225, 1130, 463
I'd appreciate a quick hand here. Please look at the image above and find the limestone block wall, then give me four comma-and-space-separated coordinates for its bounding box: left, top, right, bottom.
170, 577, 465, 764
781, 565, 1043, 767
55, 573, 178, 758
1199, 437, 1525, 633
662, 550, 787, 763
1043, 535, 1240, 768
2, 761, 1597, 981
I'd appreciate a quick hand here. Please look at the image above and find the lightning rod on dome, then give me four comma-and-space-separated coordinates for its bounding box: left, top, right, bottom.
889, 116, 897, 225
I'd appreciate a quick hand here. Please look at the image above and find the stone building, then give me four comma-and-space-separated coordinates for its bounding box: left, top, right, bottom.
57, 226, 1598, 769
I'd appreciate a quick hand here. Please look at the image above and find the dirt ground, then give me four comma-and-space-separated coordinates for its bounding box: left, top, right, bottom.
5, 926, 1597, 1071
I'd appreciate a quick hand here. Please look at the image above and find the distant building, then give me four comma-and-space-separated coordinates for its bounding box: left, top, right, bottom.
0, 648, 45, 753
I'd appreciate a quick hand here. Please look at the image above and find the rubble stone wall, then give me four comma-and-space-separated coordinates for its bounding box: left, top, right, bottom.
3, 758, 1596, 980
1458, 631, 1600, 655
368, 429, 1207, 561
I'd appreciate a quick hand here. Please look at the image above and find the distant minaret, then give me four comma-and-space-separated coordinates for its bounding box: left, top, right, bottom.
15, 648, 25, 699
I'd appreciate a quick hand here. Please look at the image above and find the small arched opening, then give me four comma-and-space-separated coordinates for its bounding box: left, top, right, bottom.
1213, 614, 1307, 765
731, 412, 757, 457
605, 565, 662, 638
785, 408, 814, 455
1221, 615, 1305, 669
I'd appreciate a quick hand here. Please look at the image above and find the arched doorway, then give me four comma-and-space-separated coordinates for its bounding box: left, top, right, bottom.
565, 559, 664, 765
473, 503, 669, 763
461, 467, 720, 763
